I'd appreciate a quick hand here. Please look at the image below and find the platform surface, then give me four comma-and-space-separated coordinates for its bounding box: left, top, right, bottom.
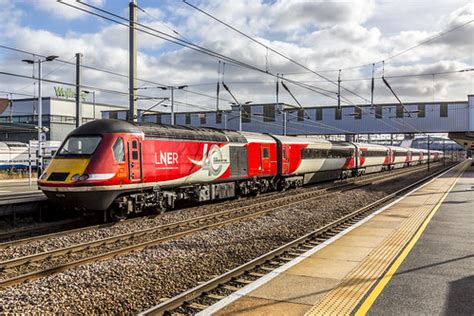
0, 178, 39, 195
207, 161, 473, 316
367, 164, 473, 315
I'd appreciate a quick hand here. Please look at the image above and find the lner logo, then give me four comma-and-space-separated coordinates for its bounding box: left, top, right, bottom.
155, 151, 179, 166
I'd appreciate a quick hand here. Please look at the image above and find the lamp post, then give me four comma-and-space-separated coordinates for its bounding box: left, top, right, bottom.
160, 85, 188, 125
83, 90, 96, 120
22, 55, 58, 177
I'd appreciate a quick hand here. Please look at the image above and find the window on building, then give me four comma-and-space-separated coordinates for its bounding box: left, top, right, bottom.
242, 104, 251, 123
396, 105, 404, 118
263, 104, 275, 122
156, 114, 162, 124
118, 111, 127, 120
216, 111, 222, 124
199, 113, 206, 124
112, 137, 125, 162
335, 107, 342, 120
418, 104, 425, 118
109, 111, 118, 119
185, 113, 191, 124
440, 103, 448, 117
297, 109, 305, 121
375, 105, 382, 119
354, 106, 362, 119
316, 108, 323, 121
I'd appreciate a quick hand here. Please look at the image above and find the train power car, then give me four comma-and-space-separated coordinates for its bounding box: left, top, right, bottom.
38, 120, 278, 220
38, 119, 444, 220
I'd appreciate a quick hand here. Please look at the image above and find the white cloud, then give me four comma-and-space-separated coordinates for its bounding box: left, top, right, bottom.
0, 0, 472, 112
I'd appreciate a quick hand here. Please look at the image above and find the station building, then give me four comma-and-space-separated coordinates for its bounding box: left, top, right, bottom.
1, 94, 472, 151
0, 97, 127, 142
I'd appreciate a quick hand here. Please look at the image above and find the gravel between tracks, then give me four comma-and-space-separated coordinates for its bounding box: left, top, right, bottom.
0, 166, 445, 313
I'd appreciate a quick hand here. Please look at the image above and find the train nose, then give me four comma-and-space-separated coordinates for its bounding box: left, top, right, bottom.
38, 158, 90, 184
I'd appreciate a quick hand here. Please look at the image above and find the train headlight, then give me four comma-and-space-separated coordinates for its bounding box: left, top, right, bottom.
40, 173, 48, 180
79, 174, 90, 181
71, 174, 81, 181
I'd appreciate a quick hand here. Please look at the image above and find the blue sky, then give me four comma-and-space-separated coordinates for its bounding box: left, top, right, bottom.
0, 0, 472, 110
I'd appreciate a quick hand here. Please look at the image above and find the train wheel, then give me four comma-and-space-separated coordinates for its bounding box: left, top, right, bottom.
108, 207, 128, 222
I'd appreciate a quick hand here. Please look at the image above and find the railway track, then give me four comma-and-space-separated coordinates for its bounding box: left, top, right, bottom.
0, 191, 47, 218
0, 162, 439, 246
139, 162, 461, 315
0, 191, 46, 205
0, 163, 446, 289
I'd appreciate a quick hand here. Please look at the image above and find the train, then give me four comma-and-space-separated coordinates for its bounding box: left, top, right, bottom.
0, 141, 34, 169
38, 119, 443, 220
0, 141, 61, 170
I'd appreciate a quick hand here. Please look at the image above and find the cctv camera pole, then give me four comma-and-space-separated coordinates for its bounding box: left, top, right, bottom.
37, 60, 43, 177
427, 135, 430, 171
443, 139, 446, 165
75, 53, 83, 128
171, 86, 175, 125
129, 0, 138, 122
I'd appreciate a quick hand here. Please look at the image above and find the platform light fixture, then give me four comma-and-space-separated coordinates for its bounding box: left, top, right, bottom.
22, 55, 59, 176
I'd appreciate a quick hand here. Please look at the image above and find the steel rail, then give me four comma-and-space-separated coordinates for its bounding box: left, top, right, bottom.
140, 161, 462, 315
0, 162, 439, 249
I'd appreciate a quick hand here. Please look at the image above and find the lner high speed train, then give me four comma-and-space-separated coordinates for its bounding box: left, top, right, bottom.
38, 119, 442, 220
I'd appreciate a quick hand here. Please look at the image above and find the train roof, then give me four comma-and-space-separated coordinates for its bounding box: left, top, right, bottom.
271, 135, 333, 145
68, 119, 247, 143
353, 142, 388, 150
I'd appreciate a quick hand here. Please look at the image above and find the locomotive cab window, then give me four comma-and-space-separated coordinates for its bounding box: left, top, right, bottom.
57, 136, 101, 156
112, 137, 125, 162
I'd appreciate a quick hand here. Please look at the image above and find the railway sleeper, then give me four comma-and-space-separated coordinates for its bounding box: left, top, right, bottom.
235, 278, 253, 285
222, 285, 240, 292
186, 302, 208, 311
206, 293, 226, 300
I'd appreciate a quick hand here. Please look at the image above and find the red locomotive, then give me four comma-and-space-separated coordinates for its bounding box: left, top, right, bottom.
38, 119, 442, 220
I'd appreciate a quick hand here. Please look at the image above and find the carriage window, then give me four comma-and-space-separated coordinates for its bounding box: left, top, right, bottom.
112, 137, 125, 162
263, 147, 269, 158
132, 140, 138, 149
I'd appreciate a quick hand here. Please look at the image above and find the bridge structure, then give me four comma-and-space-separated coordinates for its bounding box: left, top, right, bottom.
133, 95, 474, 150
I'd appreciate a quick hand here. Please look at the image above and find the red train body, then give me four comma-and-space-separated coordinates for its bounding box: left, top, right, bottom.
38, 120, 442, 220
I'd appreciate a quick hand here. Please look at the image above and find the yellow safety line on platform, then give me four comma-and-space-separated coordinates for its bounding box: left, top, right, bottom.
304, 162, 467, 316
354, 163, 468, 315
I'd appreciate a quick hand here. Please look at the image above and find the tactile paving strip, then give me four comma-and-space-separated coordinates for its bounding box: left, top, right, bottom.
305, 164, 466, 316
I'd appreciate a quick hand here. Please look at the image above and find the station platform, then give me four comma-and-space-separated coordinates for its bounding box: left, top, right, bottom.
205, 161, 473, 315
0, 178, 38, 195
